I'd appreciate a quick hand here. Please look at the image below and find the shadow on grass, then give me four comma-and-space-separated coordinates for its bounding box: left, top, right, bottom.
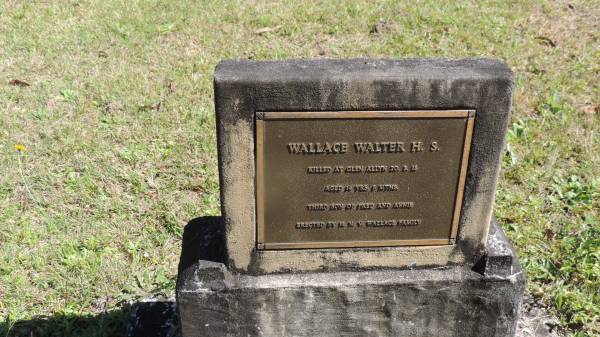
0, 216, 225, 337
0, 306, 130, 337
0, 300, 179, 337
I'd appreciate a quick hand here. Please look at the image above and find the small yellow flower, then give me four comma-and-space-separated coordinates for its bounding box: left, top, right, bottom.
14, 144, 27, 152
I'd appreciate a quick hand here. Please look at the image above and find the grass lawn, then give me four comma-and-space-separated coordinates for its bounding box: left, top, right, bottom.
0, 0, 598, 336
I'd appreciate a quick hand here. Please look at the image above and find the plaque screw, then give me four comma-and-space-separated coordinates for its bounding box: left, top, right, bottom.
256, 112, 264, 120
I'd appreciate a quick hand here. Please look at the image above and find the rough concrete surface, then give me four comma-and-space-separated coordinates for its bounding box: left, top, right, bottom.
214, 58, 514, 274
128, 296, 561, 337
176, 217, 526, 337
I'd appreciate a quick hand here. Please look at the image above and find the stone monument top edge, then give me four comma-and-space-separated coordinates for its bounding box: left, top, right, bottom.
214, 58, 514, 83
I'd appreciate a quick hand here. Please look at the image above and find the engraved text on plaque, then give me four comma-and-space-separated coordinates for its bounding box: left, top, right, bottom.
256, 110, 475, 250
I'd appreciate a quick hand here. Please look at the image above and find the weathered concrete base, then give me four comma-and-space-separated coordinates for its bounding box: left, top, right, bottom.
176, 217, 525, 337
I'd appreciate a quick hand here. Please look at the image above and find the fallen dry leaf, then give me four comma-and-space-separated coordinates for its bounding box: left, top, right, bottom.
103, 100, 124, 113
146, 175, 157, 189
534, 36, 557, 47
369, 20, 391, 35
315, 40, 331, 56
167, 80, 174, 95
581, 104, 597, 115
255, 25, 282, 35
544, 228, 555, 241
150, 101, 161, 111
318, 45, 331, 56
9, 79, 30, 87
139, 101, 161, 112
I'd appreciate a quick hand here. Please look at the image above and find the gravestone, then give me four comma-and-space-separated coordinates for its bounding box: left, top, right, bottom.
176, 59, 525, 337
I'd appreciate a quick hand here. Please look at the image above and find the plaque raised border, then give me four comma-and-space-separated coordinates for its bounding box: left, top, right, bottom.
256, 110, 475, 250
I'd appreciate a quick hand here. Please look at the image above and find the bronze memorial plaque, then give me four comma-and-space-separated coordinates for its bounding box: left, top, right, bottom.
256, 110, 475, 250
